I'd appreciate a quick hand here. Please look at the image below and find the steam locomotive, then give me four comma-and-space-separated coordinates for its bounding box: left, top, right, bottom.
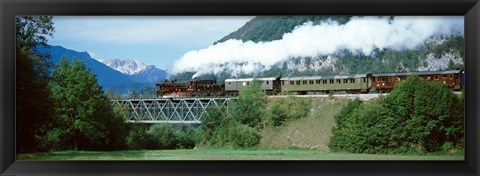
155, 70, 464, 97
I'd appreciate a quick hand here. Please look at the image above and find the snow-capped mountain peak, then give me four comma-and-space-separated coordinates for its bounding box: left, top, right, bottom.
98, 58, 148, 75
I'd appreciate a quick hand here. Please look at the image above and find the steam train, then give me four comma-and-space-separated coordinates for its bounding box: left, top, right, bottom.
155, 70, 464, 97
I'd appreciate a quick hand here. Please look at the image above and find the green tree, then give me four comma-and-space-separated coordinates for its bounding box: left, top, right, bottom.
330, 76, 464, 153
45, 57, 127, 151
199, 83, 264, 148
147, 124, 175, 149
386, 76, 464, 152
201, 106, 226, 142
16, 16, 55, 153
230, 81, 267, 128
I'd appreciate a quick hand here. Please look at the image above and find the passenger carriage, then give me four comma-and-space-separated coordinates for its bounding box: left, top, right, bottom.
280, 74, 371, 95
225, 77, 281, 96
371, 70, 462, 93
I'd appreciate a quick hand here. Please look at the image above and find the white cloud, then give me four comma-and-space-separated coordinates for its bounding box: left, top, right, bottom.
172, 16, 464, 76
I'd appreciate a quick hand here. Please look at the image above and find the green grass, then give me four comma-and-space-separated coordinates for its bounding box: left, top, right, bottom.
260, 97, 349, 149
17, 149, 463, 160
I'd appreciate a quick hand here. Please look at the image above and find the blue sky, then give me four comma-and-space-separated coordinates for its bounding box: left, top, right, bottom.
48, 16, 254, 70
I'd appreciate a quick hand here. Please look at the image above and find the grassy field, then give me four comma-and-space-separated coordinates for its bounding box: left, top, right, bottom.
259, 97, 349, 150
17, 149, 463, 160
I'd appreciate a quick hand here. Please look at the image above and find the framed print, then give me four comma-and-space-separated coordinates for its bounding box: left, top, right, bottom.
1, 0, 479, 175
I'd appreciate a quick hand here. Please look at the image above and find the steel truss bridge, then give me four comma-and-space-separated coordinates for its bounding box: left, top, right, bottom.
111, 98, 234, 124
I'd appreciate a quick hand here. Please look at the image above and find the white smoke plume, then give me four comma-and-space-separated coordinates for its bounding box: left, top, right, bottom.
172, 16, 464, 77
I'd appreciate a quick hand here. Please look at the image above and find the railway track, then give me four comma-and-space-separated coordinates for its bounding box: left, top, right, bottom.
269, 91, 461, 101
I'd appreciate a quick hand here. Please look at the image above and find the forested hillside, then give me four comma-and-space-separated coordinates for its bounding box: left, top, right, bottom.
215, 16, 351, 44
172, 16, 464, 83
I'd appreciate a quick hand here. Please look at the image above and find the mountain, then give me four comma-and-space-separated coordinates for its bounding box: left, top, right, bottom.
129, 65, 169, 83
98, 58, 168, 83
37, 45, 168, 94
36, 45, 133, 88
97, 58, 149, 75
171, 16, 464, 83
215, 16, 351, 44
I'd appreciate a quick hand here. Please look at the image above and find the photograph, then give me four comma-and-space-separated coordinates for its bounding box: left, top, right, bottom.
16, 15, 465, 161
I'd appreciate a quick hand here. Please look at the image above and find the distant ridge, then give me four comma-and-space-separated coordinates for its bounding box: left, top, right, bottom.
37, 44, 169, 94
36, 44, 133, 88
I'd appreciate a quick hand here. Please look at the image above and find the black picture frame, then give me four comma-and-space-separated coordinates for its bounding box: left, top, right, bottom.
1, 0, 479, 175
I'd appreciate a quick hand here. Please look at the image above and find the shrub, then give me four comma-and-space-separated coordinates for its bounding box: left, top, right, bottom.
201, 106, 226, 142
127, 124, 201, 150
173, 125, 201, 149
200, 82, 265, 148
147, 124, 175, 149
229, 123, 260, 148
330, 75, 464, 153
209, 119, 260, 148
230, 81, 267, 128
126, 124, 157, 150
333, 98, 362, 129
268, 96, 312, 126
269, 101, 289, 126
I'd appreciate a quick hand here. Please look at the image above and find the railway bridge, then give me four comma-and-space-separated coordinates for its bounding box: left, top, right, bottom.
110, 93, 388, 124
111, 97, 234, 124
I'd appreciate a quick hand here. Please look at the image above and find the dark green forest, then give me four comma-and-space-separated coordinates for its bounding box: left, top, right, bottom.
215, 16, 352, 44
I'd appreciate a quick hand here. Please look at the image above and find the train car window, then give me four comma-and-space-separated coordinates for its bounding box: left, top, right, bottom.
442, 75, 447, 80
316, 80, 321, 84
330, 79, 334, 84
290, 81, 294, 85
303, 80, 308, 85
228, 82, 231, 86
247, 81, 250, 85
375, 77, 380, 82
309, 80, 314, 84
388, 77, 393, 82
449, 75, 454, 80
381, 77, 386, 82
363, 78, 366, 83
350, 78, 355, 83
296, 81, 301, 85
282, 81, 285, 85
323, 80, 328, 84
434, 75, 439, 80
266, 81, 269, 85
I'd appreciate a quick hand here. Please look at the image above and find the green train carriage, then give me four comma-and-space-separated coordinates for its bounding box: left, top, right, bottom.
280, 74, 372, 94
225, 77, 281, 96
